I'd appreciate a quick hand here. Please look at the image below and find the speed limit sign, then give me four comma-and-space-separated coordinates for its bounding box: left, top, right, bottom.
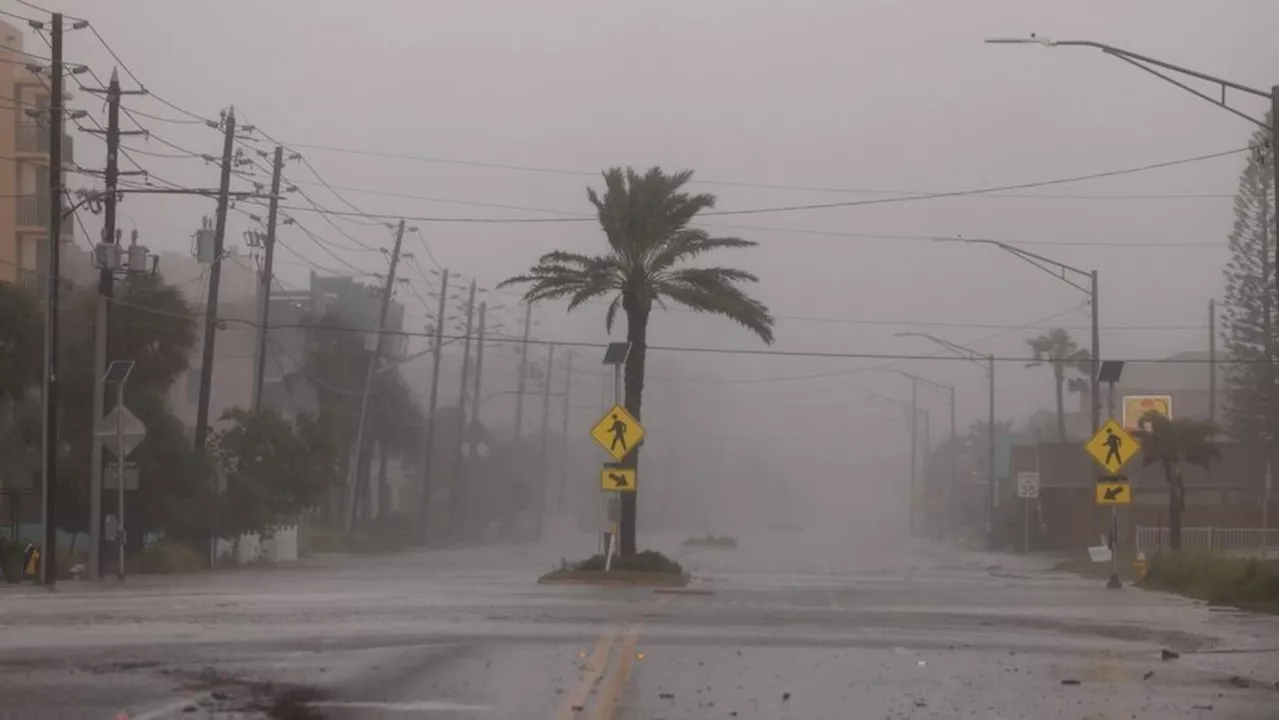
1016, 471, 1040, 499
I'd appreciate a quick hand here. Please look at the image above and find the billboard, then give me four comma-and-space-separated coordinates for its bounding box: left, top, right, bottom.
1122, 395, 1172, 431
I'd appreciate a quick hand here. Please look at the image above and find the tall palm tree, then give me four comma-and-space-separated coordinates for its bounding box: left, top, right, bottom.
1132, 410, 1219, 551
1025, 328, 1091, 442
500, 167, 775, 555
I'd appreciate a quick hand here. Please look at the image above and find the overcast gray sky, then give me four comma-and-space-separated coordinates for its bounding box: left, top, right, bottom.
28, 0, 1278, 523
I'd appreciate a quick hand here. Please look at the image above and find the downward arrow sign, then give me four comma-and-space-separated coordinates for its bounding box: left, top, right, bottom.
608, 473, 629, 488
1103, 486, 1125, 501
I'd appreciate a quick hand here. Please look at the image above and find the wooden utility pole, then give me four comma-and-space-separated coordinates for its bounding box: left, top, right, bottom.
464, 301, 487, 535
450, 280, 477, 536
536, 343, 555, 537
418, 268, 449, 540
251, 145, 286, 411
344, 219, 406, 531
82, 67, 144, 580
512, 301, 532, 442
556, 349, 573, 513
39, 13, 64, 585
193, 107, 236, 567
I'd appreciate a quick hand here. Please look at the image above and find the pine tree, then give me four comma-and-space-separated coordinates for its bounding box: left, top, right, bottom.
1221, 111, 1278, 446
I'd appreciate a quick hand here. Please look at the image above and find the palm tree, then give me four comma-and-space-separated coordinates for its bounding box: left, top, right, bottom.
1132, 410, 1218, 552
500, 167, 775, 555
1025, 328, 1091, 442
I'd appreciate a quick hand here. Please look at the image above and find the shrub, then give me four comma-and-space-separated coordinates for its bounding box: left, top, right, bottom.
1141, 552, 1277, 611
681, 535, 738, 548
130, 540, 206, 574
573, 550, 683, 575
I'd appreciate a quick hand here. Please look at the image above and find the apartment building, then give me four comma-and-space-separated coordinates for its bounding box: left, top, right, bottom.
0, 19, 75, 289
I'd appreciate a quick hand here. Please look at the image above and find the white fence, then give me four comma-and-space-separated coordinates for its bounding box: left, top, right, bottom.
212, 525, 298, 566
1134, 526, 1279, 557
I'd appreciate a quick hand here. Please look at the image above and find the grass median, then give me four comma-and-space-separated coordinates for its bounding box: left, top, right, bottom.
539, 550, 689, 587
1139, 552, 1277, 614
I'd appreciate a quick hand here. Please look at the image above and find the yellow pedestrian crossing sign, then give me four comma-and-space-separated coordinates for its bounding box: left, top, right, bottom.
590, 404, 645, 461
600, 467, 637, 493
1084, 419, 1138, 475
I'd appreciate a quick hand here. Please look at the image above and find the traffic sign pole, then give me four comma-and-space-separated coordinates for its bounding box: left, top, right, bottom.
115, 381, 126, 581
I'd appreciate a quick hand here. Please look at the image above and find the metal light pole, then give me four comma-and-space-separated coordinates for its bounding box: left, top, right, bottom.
895, 333, 997, 550
986, 36, 1278, 389
894, 371, 957, 541
935, 237, 1099, 434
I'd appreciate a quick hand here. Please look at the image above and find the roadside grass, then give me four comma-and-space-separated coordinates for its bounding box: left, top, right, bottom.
1139, 552, 1277, 614
129, 540, 207, 574
538, 550, 689, 586
299, 514, 418, 556
681, 534, 738, 548
1052, 555, 1135, 582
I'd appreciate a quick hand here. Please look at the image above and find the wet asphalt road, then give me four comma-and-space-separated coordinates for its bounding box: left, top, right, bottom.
0, 528, 1275, 719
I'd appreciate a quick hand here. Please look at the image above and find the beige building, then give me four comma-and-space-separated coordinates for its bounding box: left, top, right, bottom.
0, 19, 75, 288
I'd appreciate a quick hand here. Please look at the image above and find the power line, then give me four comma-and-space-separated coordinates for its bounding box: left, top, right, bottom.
280, 140, 1240, 201
265, 145, 1245, 226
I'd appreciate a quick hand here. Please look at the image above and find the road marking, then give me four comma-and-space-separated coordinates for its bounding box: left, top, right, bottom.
592, 595, 672, 720
311, 700, 493, 711
129, 696, 205, 720
554, 628, 620, 720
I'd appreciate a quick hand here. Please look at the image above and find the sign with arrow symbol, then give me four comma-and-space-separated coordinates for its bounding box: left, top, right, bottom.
1095, 481, 1131, 505
599, 466, 636, 493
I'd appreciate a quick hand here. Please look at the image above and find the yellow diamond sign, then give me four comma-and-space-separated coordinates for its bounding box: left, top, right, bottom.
590, 404, 645, 461
1084, 419, 1138, 475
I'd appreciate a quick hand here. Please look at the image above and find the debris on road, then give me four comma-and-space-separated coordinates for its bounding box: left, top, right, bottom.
1162, 648, 1181, 661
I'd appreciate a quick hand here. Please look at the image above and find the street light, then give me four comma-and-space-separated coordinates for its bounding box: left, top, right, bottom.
983, 35, 1274, 303
892, 370, 958, 541
933, 236, 1099, 434
895, 332, 996, 550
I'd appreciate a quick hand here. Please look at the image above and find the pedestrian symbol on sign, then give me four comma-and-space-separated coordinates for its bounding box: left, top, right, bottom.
1103, 427, 1123, 466
609, 414, 628, 452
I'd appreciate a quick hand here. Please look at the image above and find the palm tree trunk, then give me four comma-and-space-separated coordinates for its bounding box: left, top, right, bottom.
1168, 463, 1185, 551
1053, 365, 1066, 442
620, 305, 649, 557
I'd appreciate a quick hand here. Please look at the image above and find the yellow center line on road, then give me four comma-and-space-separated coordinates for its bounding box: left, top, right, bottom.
592, 594, 673, 720
554, 627, 620, 720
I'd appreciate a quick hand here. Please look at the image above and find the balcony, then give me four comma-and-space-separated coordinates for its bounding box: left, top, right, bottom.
18, 269, 40, 292
14, 122, 75, 163
16, 194, 48, 230
15, 194, 76, 242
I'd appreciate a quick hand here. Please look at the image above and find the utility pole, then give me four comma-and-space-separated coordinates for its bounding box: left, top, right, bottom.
512, 301, 533, 442
948, 384, 957, 541
251, 145, 285, 411
39, 13, 64, 586
450, 280, 477, 537
987, 355, 996, 551
82, 68, 144, 580
193, 107, 236, 567
344, 219, 406, 531
537, 343, 555, 536
1208, 298, 1216, 429
908, 376, 918, 535
464, 301, 487, 536
556, 350, 573, 513
418, 268, 449, 542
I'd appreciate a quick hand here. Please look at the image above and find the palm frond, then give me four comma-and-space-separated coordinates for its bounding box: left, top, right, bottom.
604, 294, 623, 333
654, 267, 774, 344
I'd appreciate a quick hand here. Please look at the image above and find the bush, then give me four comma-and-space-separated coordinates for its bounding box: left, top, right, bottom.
129, 540, 206, 575
1140, 552, 1278, 611
681, 535, 738, 548
572, 550, 683, 575
299, 515, 418, 556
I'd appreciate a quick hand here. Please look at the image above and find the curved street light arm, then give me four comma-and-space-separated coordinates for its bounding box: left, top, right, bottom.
986, 36, 1274, 132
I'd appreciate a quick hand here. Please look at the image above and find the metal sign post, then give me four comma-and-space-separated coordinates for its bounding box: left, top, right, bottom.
599, 343, 631, 569
101, 360, 136, 581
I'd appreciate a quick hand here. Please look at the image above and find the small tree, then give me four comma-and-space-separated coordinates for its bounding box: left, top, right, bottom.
209, 407, 338, 542
1132, 410, 1219, 551
1025, 328, 1091, 442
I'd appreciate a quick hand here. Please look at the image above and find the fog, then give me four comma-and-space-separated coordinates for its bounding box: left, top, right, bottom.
40, 0, 1278, 544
